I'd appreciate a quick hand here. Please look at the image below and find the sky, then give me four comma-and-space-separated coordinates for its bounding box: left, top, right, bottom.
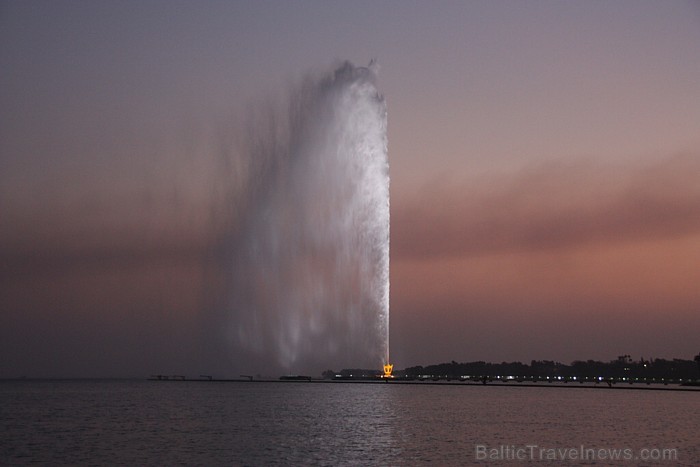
2, 1, 700, 377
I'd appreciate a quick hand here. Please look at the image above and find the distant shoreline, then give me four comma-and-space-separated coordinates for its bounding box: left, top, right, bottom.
3, 377, 698, 392
140, 377, 700, 392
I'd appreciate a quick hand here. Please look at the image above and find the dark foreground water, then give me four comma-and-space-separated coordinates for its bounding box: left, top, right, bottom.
1, 380, 698, 465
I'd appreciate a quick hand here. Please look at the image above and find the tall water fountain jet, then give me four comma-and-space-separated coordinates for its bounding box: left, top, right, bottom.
222, 61, 389, 374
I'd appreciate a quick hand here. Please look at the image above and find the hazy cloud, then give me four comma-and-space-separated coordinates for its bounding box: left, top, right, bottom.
393, 154, 700, 260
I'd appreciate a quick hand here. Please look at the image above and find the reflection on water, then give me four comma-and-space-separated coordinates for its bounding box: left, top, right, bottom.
1, 381, 699, 465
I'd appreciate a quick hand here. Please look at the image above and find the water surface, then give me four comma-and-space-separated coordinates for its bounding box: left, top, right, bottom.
2, 380, 698, 465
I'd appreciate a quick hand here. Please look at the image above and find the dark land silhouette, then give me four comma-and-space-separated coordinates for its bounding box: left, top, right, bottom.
324, 353, 700, 385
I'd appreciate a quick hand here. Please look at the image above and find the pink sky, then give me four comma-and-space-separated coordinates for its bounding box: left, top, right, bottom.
2, 1, 699, 376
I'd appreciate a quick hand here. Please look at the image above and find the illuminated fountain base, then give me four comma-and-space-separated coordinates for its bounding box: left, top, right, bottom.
383, 363, 393, 378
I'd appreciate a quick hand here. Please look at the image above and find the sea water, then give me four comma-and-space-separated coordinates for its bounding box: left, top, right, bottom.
2, 380, 698, 465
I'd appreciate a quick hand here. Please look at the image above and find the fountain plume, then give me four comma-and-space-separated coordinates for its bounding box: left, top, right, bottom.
218, 61, 389, 374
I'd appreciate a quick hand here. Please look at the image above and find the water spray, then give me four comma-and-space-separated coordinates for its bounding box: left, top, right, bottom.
224, 61, 390, 374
